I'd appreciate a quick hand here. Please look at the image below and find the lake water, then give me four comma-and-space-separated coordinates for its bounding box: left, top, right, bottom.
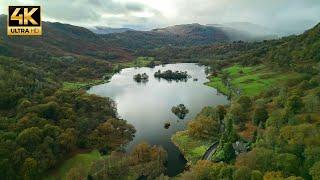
88, 63, 228, 176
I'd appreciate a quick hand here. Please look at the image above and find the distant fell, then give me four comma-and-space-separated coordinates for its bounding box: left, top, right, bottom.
0, 15, 134, 61
208, 22, 278, 41
89, 26, 134, 34
101, 23, 229, 50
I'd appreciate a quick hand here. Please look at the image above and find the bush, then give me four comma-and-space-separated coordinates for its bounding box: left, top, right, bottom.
251, 170, 263, 180
223, 142, 236, 162
233, 166, 252, 180
219, 166, 235, 179
237, 96, 252, 111
286, 95, 304, 114
253, 107, 269, 126
310, 161, 320, 180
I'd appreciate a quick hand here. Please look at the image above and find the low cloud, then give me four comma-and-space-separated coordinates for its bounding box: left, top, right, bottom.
1, 0, 319, 33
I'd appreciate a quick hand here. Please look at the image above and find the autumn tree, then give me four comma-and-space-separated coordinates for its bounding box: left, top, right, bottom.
66, 166, 87, 180
223, 142, 236, 162
237, 96, 252, 112
253, 107, 269, 126
236, 148, 275, 173
274, 153, 299, 176
263, 171, 284, 180
188, 107, 221, 140
219, 166, 235, 179
17, 127, 43, 151
21, 158, 38, 180
89, 118, 135, 150
251, 170, 263, 180
309, 161, 320, 180
286, 95, 303, 114
233, 166, 251, 180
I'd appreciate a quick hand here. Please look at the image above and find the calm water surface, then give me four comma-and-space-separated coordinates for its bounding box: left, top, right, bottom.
88, 63, 228, 176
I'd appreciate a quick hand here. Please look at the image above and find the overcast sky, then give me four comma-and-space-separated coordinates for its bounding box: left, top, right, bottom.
1, 0, 320, 34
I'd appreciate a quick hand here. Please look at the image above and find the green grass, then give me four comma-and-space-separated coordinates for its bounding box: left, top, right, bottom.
206, 64, 302, 97
205, 77, 230, 95
225, 65, 253, 76
63, 82, 90, 90
172, 131, 211, 164
120, 56, 155, 68
62, 80, 104, 90
46, 150, 103, 180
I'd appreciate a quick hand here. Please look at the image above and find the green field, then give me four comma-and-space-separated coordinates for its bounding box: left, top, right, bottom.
172, 131, 211, 164
46, 150, 103, 180
62, 79, 106, 91
205, 77, 231, 95
120, 56, 157, 68
206, 65, 302, 97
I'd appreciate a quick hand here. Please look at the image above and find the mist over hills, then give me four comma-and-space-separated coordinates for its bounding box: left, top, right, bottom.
90, 22, 279, 42
89, 22, 281, 50
100, 23, 229, 50
2, 13, 318, 59
89, 26, 134, 34
207, 22, 278, 41
1, 13, 258, 58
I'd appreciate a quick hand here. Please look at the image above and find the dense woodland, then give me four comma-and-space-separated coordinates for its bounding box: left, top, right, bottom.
87, 143, 167, 179
0, 56, 135, 179
0, 15, 140, 179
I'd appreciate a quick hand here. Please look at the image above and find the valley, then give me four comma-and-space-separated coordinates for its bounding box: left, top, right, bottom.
0, 11, 320, 180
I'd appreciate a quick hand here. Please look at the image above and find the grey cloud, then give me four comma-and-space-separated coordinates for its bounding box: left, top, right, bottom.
0, 0, 160, 26
171, 0, 320, 34
125, 3, 144, 12
0, 0, 319, 33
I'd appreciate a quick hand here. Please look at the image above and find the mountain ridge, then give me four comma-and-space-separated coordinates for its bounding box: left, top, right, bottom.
0, 15, 134, 61
100, 23, 229, 50
89, 26, 134, 34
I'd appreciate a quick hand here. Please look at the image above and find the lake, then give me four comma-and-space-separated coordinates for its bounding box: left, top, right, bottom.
88, 63, 229, 176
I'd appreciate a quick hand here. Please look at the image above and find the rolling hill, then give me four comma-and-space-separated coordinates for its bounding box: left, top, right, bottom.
207, 22, 278, 41
0, 15, 134, 61
101, 23, 229, 50
89, 26, 134, 34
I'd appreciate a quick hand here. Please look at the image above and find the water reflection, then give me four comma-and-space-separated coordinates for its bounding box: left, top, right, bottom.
88, 63, 229, 176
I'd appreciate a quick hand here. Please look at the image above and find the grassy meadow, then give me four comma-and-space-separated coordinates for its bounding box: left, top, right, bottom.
206, 64, 303, 97
172, 131, 211, 164
46, 150, 103, 180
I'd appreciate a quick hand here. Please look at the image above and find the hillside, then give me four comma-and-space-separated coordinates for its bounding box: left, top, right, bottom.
0, 15, 134, 61
89, 26, 134, 34
208, 22, 278, 40
0, 15, 137, 82
146, 22, 320, 65
0, 55, 136, 179
101, 23, 229, 50
172, 22, 320, 180
99, 23, 278, 51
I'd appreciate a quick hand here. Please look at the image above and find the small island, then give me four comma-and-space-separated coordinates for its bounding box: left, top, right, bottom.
164, 122, 171, 129
171, 104, 190, 119
154, 70, 189, 81
133, 73, 149, 82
